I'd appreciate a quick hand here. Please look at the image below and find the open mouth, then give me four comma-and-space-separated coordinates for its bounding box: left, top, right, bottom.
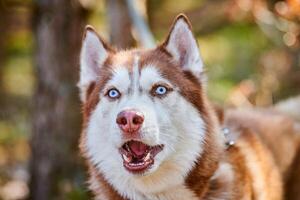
119, 140, 164, 174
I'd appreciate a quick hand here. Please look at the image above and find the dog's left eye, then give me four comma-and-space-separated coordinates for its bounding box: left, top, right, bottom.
151, 84, 173, 97
155, 86, 167, 95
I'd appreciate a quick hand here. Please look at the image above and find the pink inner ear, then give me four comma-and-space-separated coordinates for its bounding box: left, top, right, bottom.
79, 30, 110, 102
177, 37, 191, 67
166, 21, 200, 67
81, 31, 108, 79
87, 46, 101, 73
85, 32, 106, 68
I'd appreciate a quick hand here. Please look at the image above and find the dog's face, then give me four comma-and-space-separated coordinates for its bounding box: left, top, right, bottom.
79, 16, 211, 194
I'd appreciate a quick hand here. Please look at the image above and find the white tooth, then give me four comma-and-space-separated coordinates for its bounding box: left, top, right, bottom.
122, 154, 131, 162
144, 152, 151, 161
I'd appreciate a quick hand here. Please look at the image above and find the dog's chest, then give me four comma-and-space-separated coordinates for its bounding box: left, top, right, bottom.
134, 185, 198, 200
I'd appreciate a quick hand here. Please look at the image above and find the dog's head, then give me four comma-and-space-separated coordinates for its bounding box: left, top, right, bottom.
79, 15, 220, 195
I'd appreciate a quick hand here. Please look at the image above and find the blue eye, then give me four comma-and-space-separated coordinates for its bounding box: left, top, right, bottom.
107, 89, 121, 99
155, 86, 167, 95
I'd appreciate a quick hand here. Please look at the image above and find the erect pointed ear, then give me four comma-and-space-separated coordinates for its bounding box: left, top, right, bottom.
79, 26, 112, 102
162, 14, 204, 80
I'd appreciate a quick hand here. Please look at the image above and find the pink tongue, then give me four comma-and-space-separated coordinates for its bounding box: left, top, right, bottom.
129, 141, 148, 157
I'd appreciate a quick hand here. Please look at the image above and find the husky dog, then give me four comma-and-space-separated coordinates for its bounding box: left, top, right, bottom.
78, 14, 300, 200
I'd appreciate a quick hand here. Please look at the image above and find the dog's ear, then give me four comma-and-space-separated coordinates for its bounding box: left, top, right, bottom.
79, 26, 112, 102
162, 14, 204, 81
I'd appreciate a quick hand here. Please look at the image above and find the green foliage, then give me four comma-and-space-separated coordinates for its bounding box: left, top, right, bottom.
65, 187, 89, 200
200, 23, 272, 102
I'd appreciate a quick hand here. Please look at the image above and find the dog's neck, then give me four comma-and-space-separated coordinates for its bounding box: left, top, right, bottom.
89, 129, 229, 200
89, 156, 232, 200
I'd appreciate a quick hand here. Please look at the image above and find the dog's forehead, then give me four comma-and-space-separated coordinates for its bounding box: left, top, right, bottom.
108, 49, 165, 70
105, 49, 193, 89
110, 51, 136, 68
108, 50, 164, 80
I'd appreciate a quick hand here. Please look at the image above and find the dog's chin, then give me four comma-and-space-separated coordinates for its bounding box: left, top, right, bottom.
118, 140, 164, 175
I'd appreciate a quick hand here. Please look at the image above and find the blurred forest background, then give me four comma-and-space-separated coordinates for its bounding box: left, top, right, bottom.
0, 0, 299, 199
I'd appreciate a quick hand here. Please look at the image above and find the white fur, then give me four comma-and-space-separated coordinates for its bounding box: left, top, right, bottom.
165, 18, 204, 80
89, 175, 108, 200
104, 67, 131, 95
79, 29, 108, 102
132, 56, 140, 94
85, 63, 206, 200
147, 185, 198, 200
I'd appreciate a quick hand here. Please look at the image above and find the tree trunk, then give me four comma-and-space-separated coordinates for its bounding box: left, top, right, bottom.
106, 0, 135, 49
29, 1, 87, 199
0, 1, 7, 102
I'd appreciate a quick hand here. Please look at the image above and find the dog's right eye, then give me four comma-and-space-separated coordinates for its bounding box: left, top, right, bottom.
106, 88, 121, 99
